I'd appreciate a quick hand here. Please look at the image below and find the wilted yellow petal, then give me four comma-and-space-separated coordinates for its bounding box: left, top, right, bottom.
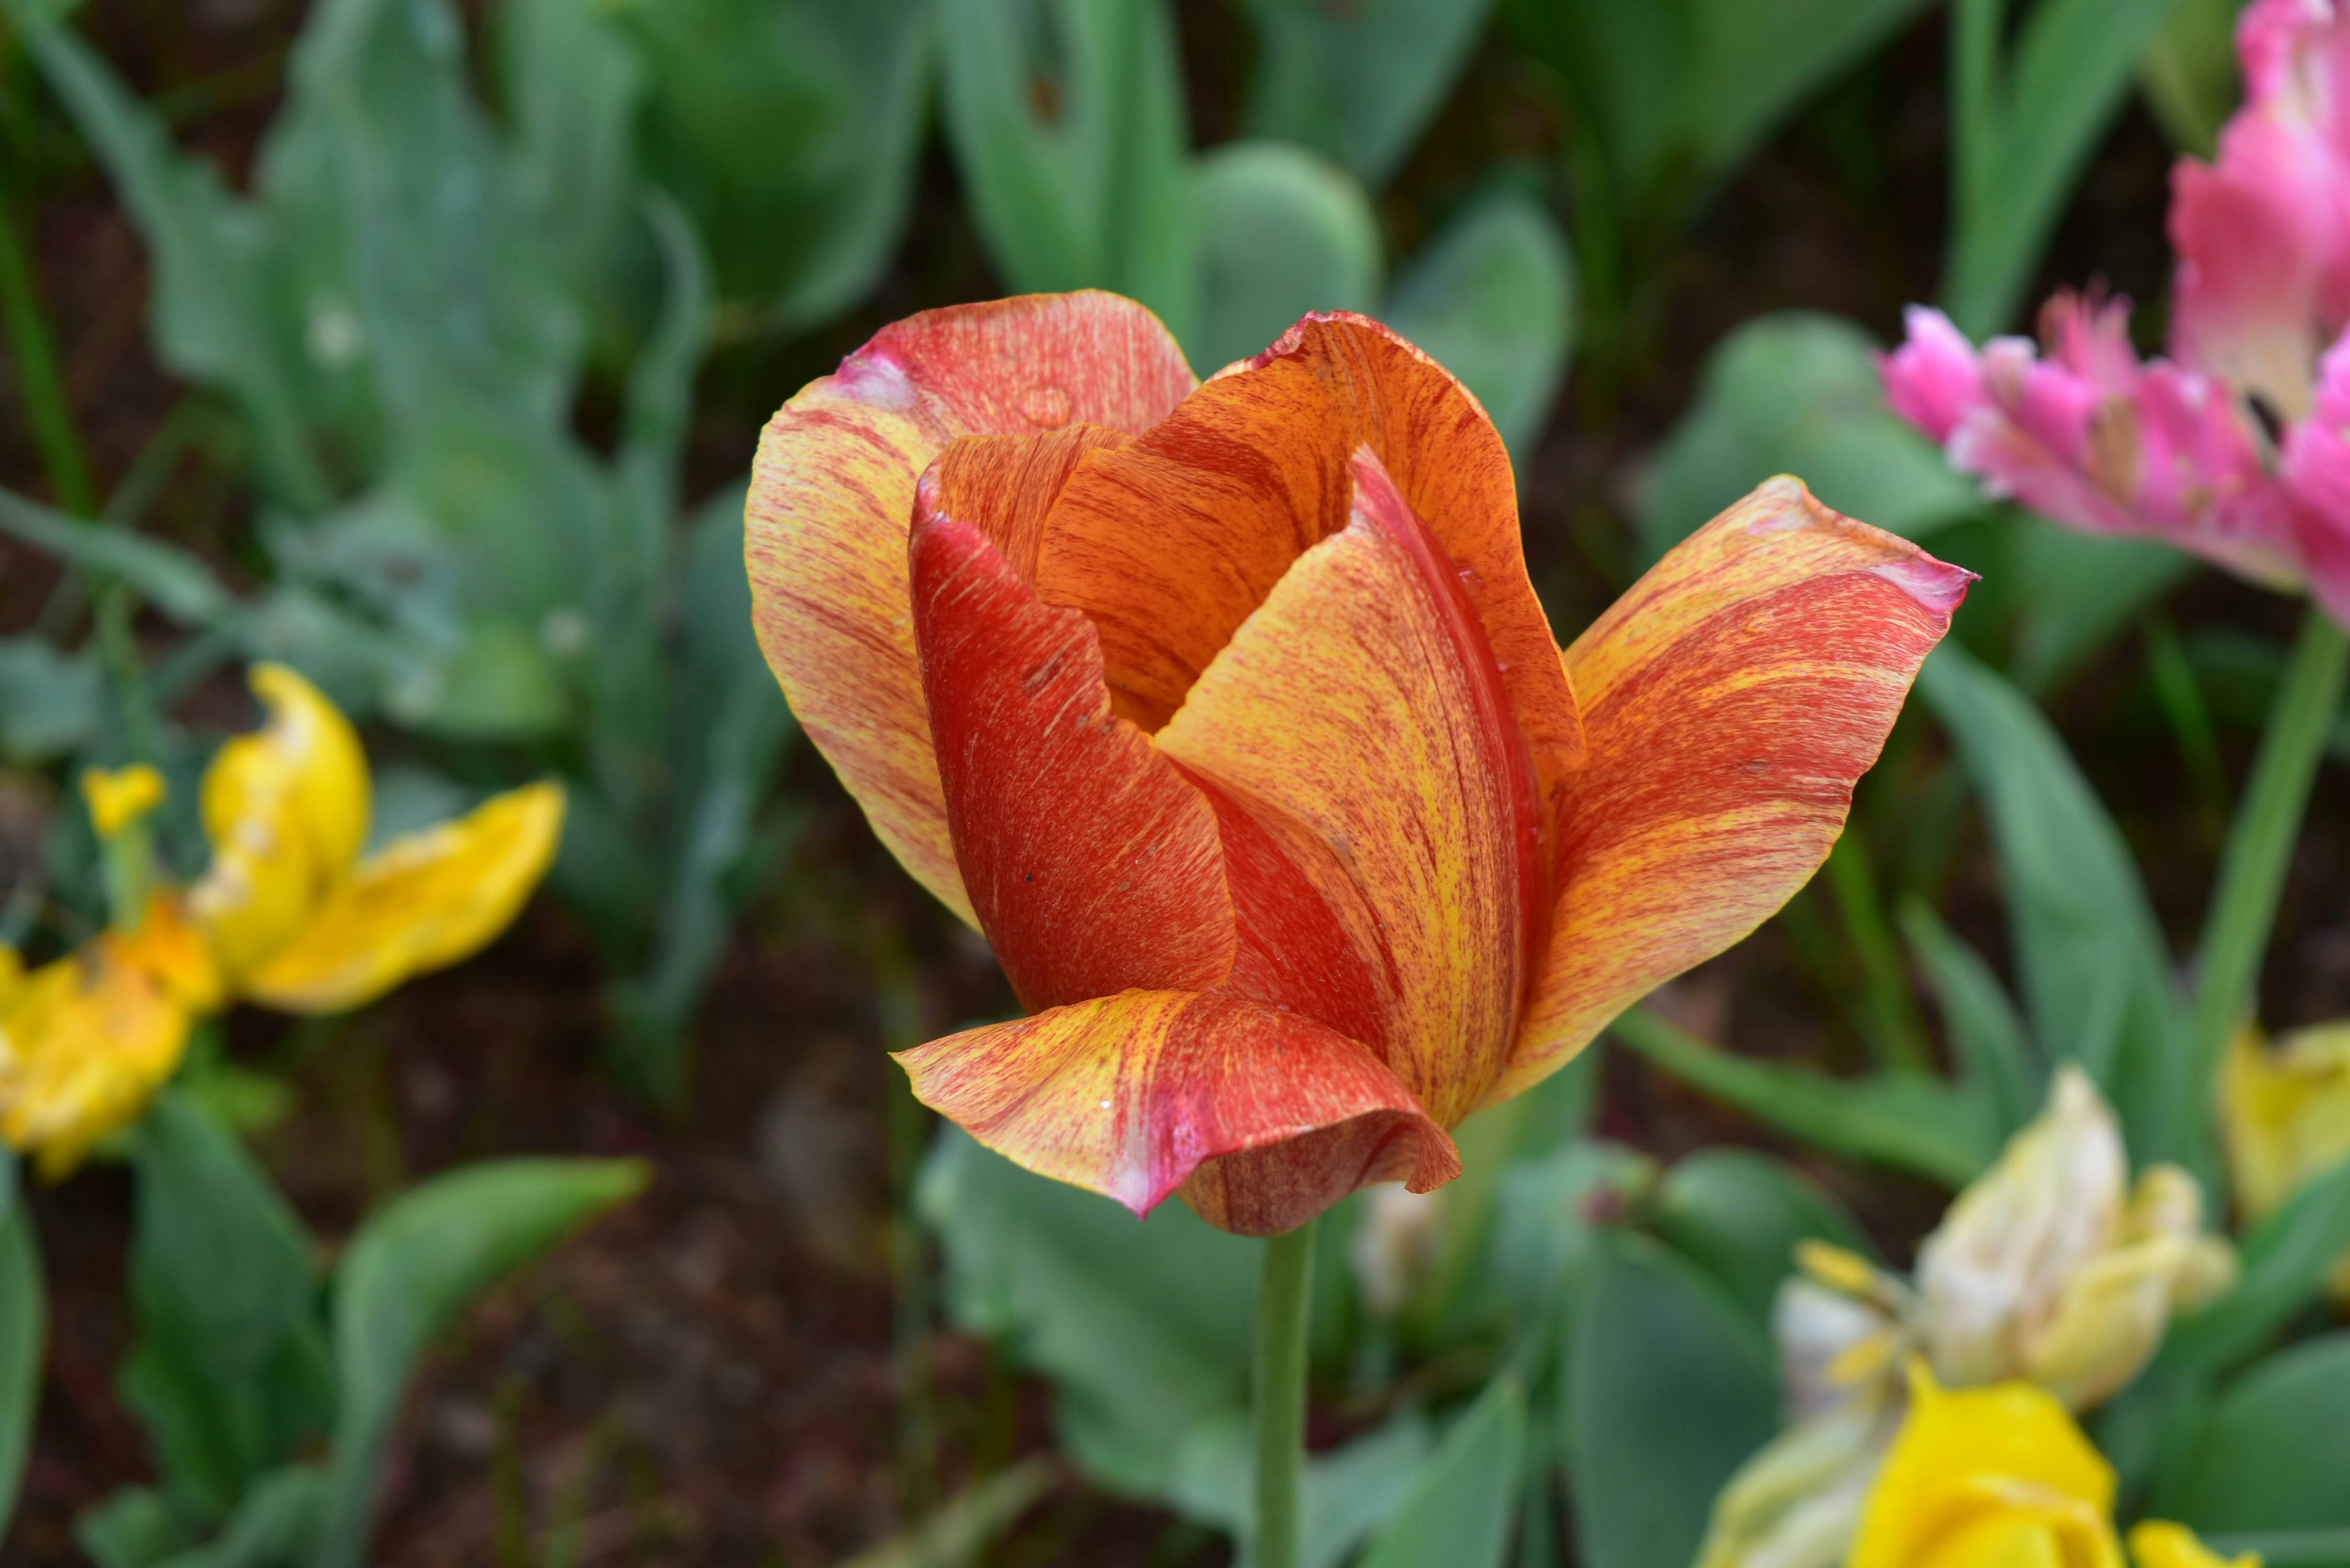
0, 924, 199, 1179
1852, 1364, 2122, 1568
2128, 1521, 2258, 1568
80, 764, 166, 840
242, 782, 564, 1014
191, 663, 372, 978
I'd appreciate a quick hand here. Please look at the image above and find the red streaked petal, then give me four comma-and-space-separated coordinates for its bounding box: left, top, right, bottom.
1153, 449, 1541, 1129
747, 293, 1196, 924
1494, 479, 1971, 1103
1032, 314, 1584, 823
895, 989, 1460, 1236
920, 424, 1133, 583
909, 509, 1236, 1011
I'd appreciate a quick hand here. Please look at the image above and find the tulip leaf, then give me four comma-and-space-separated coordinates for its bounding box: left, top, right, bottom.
2152, 1332, 2350, 1529
0, 635, 103, 763
598, 0, 930, 328
75, 1488, 190, 1568
1357, 1376, 1526, 1568
1168, 1407, 1432, 1568
1565, 1231, 1778, 1568
2167, 1157, 2350, 1379
491, 0, 643, 318
1900, 897, 2046, 1136
0, 1155, 40, 1550
0, 487, 233, 627
1648, 1149, 1874, 1325
1235, 0, 1494, 187
2003, 520, 2195, 696
312, 1158, 646, 1568
1609, 1005, 1997, 1187
831, 1458, 1056, 1568
1190, 141, 1384, 375
937, 0, 1198, 344
119, 1093, 334, 1523
1384, 184, 1578, 458
1917, 643, 2199, 1172
1489, 1140, 1658, 1327
920, 1127, 1259, 1499
1942, 0, 2185, 335
2138, 0, 2243, 157
1636, 312, 1985, 567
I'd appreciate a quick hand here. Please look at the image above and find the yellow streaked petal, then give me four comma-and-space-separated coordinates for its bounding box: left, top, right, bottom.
191, 663, 371, 977
0, 933, 196, 1179
80, 764, 166, 840
241, 782, 564, 1014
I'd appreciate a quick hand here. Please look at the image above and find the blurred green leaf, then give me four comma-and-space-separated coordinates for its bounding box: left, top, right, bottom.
1900, 898, 2045, 1135
2004, 520, 2195, 695
120, 1094, 332, 1521
2169, 1158, 2350, 1376
1237, 0, 1494, 187
605, 0, 929, 329
1917, 643, 2199, 1170
1944, 0, 2187, 335
1649, 1149, 1873, 1324
834, 1457, 1056, 1568
151, 1466, 323, 1568
1167, 1408, 1431, 1568
0, 1154, 39, 1551
1565, 1231, 1777, 1568
494, 0, 644, 322
2139, 0, 2244, 156
1385, 185, 1576, 457
77, 1488, 190, 1568
1488, 1138, 1657, 1324
919, 1126, 1256, 1499
1190, 141, 1382, 374
938, 0, 1197, 342
1637, 313, 1985, 566
2153, 1332, 2350, 1528
0, 487, 231, 626
1357, 1377, 1526, 1568
313, 1158, 645, 1568
0, 634, 102, 762
1610, 1006, 1997, 1187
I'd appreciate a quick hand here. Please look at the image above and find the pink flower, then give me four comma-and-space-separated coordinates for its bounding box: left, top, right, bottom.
2171, 0, 2350, 421
1879, 0, 2350, 624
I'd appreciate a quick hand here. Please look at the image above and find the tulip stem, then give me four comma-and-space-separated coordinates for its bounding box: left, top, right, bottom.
1254, 1218, 1316, 1568
2192, 607, 2348, 1102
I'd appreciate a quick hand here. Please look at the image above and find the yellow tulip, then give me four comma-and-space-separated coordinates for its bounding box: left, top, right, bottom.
0, 663, 565, 1176
2221, 1022, 2350, 1303
1851, 1364, 2122, 1568
2128, 1523, 2258, 1568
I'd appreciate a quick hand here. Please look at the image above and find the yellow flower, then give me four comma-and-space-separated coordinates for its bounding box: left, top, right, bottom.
1852, 1364, 2122, 1568
2127, 1523, 2259, 1568
80, 764, 165, 840
0, 898, 219, 1178
188, 664, 565, 1014
0, 663, 565, 1176
2221, 1022, 2350, 1303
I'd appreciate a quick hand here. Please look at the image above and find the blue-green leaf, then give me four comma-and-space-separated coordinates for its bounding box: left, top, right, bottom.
1357, 1377, 1527, 1568
1649, 1148, 1873, 1324
1190, 141, 1383, 374
2152, 1332, 2350, 1529
1236, 0, 1494, 186
1900, 897, 2045, 1135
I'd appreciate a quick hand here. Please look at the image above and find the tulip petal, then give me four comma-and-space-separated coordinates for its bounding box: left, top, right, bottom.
241, 782, 564, 1014
1494, 479, 1971, 1102
909, 507, 1237, 1010
190, 663, 373, 979
895, 988, 1458, 1236
1033, 313, 1584, 827
747, 293, 1198, 924
922, 424, 1133, 583
1154, 450, 1542, 1127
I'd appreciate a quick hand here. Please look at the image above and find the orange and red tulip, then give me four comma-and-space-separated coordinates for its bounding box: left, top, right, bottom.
747, 291, 1971, 1236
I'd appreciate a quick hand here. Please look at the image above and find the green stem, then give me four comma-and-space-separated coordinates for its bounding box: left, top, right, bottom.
1254, 1219, 1316, 1568
1824, 830, 1934, 1073
2192, 607, 2350, 1091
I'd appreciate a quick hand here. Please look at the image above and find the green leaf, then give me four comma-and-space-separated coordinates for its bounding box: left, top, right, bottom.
2138, 0, 2244, 156
1609, 1006, 1996, 1187
493, 0, 644, 319
1166, 1409, 1432, 1568
312, 1158, 646, 1568
937, 0, 1198, 343
2167, 1157, 2350, 1378
152, 1466, 324, 1568
0, 1155, 40, 1551
1190, 141, 1383, 374
1636, 312, 1985, 566
120, 1093, 332, 1521
0, 486, 231, 625
2153, 1333, 2350, 1529
2004, 520, 2195, 695
1357, 1378, 1527, 1568
1648, 1149, 1873, 1324
0, 634, 103, 763
1900, 897, 2045, 1135
77, 1488, 195, 1568
605, 0, 929, 327
1236, 0, 1494, 186
1488, 1139, 1657, 1327
1917, 643, 2198, 1169
1944, 0, 2187, 335
833, 1457, 1056, 1568
1384, 184, 1577, 457
6, 0, 334, 510
919, 1127, 1258, 1499
1565, 1232, 1778, 1568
